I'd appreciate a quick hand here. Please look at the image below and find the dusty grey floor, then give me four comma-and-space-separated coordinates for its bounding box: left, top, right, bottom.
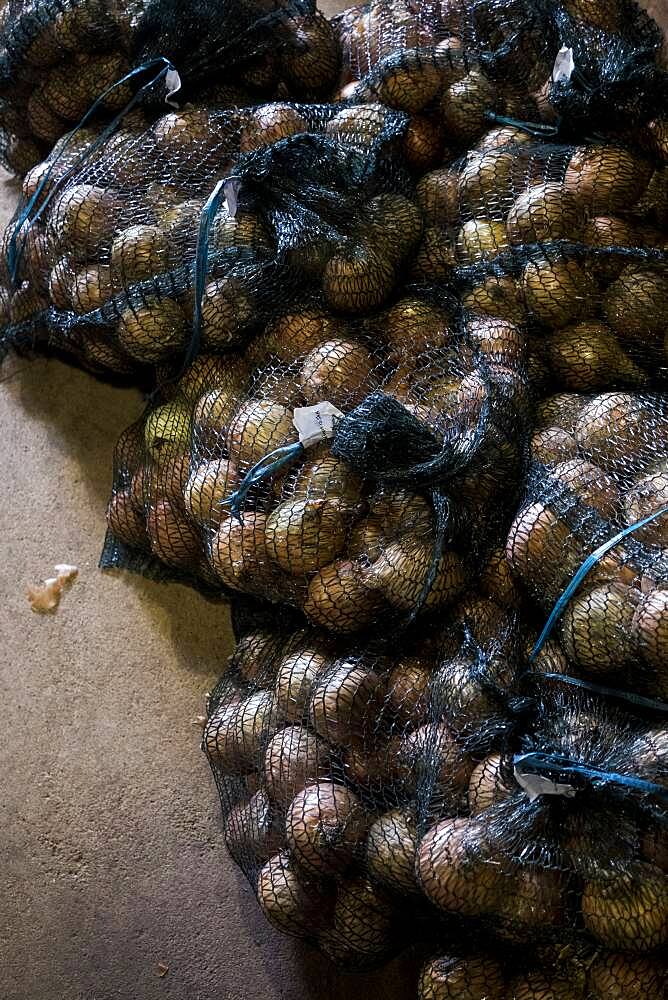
2, 2, 667, 998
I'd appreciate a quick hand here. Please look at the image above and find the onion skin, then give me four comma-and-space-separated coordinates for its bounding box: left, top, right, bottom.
366, 809, 418, 894
303, 559, 385, 633
564, 146, 653, 214
417, 816, 504, 917
265, 497, 353, 576
546, 322, 647, 392
226, 399, 297, 469
561, 583, 639, 675
146, 498, 201, 569
224, 789, 284, 864
575, 393, 663, 474
263, 725, 331, 807
506, 973, 577, 1000
285, 780, 368, 876
521, 256, 596, 329
467, 754, 514, 815
239, 104, 307, 153
257, 850, 333, 937
582, 866, 668, 952
632, 588, 668, 684
506, 182, 586, 244
318, 877, 394, 966
274, 648, 330, 723
418, 954, 505, 1000
204, 689, 277, 773
309, 661, 382, 747
299, 339, 375, 409
587, 952, 668, 1000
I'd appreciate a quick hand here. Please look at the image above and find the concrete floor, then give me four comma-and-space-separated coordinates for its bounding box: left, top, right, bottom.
2, 2, 667, 998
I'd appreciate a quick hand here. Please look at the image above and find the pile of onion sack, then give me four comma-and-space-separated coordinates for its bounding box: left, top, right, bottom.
0, 0, 340, 174
0, 0, 665, 994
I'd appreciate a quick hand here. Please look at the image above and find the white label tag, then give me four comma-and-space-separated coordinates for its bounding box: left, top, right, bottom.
293, 402, 344, 449
552, 46, 575, 84
514, 766, 577, 803
223, 177, 242, 220
165, 68, 182, 107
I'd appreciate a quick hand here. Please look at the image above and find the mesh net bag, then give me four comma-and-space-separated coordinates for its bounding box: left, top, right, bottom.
0, 0, 341, 175
203, 595, 667, 975
101, 278, 531, 629
332, 0, 668, 140
507, 389, 668, 702
0, 99, 408, 373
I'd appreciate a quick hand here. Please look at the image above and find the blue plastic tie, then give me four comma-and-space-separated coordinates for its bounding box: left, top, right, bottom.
514, 751, 668, 803
222, 441, 304, 520
8, 56, 175, 285
190, 178, 229, 370
529, 503, 668, 662
484, 110, 560, 138
541, 672, 668, 715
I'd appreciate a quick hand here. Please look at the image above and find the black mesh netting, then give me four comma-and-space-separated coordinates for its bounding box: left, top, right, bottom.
0, 0, 341, 174
202, 595, 668, 982
0, 99, 410, 373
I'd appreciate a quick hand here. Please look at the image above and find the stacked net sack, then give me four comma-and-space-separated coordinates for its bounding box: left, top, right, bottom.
0, 0, 341, 175
203, 595, 667, 984
102, 273, 531, 627
0, 99, 407, 373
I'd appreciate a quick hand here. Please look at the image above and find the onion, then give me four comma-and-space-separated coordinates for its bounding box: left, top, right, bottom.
531, 426, 578, 464
575, 393, 663, 474
323, 245, 395, 313
325, 104, 388, 147
183, 458, 238, 526
257, 851, 332, 936
274, 648, 330, 722
521, 256, 596, 329
383, 297, 452, 360
525, 634, 569, 675
106, 491, 147, 548
49, 183, 125, 255
204, 689, 276, 772
456, 219, 506, 263
263, 725, 331, 807
475, 125, 533, 152
285, 780, 368, 876
507, 182, 586, 244
582, 866, 668, 951
209, 512, 271, 591
303, 559, 385, 632
292, 450, 362, 504
468, 754, 514, 815
365, 809, 418, 894
411, 226, 458, 282
546, 321, 647, 391
550, 458, 621, 519
375, 53, 446, 113
262, 310, 346, 363
624, 468, 668, 547
507, 973, 575, 1000
417, 816, 504, 916
403, 115, 445, 173
200, 277, 254, 350
144, 402, 191, 459
564, 146, 653, 214
386, 657, 432, 727
69, 263, 112, 314
300, 338, 375, 408
535, 393, 587, 433
367, 537, 466, 611
146, 497, 201, 568
642, 826, 668, 872
235, 629, 284, 686
280, 13, 340, 94
239, 103, 308, 153
265, 497, 353, 575
110, 224, 169, 286
363, 193, 424, 266
397, 723, 472, 798
466, 315, 525, 367
462, 273, 527, 325
318, 877, 394, 965
479, 547, 520, 606
224, 789, 284, 864
418, 954, 505, 1000
603, 267, 668, 343
496, 867, 566, 940
440, 71, 496, 143
632, 588, 668, 682
588, 952, 667, 1000
416, 167, 460, 226
226, 399, 297, 469
561, 582, 639, 675
309, 661, 382, 746
117, 297, 187, 362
